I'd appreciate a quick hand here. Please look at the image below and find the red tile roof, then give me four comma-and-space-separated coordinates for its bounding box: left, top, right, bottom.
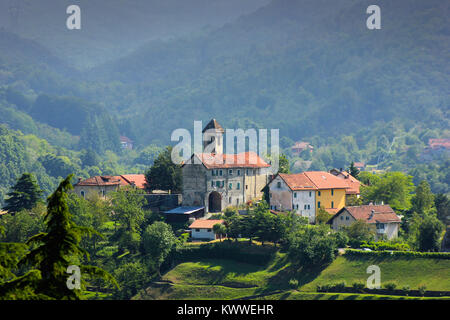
75, 174, 146, 189
119, 174, 147, 189
278, 173, 316, 190
75, 176, 122, 187
276, 171, 350, 191
429, 138, 450, 149
303, 171, 349, 190
333, 205, 401, 224
330, 170, 361, 194
187, 152, 271, 169
189, 219, 224, 229
120, 136, 133, 143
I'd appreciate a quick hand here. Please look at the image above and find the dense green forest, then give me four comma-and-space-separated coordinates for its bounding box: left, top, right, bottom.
0, 0, 448, 203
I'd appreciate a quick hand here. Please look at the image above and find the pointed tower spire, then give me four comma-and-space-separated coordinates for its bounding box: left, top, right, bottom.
203, 119, 224, 154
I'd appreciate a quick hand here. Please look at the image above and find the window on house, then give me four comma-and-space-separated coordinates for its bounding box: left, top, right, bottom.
318, 191, 321, 196
195, 229, 200, 232
211, 181, 214, 187
294, 192, 297, 198
307, 204, 310, 210
346, 216, 349, 221
237, 182, 240, 190
246, 169, 249, 175
229, 197, 232, 203
340, 216, 344, 221
229, 183, 232, 189
377, 223, 385, 230
207, 229, 211, 232
331, 189, 334, 196
309, 191, 312, 197
237, 169, 241, 176
219, 170, 223, 176
216, 181, 221, 187
80, 190, 85, 199
318, 201, 321, 208
229, 169, 233, 175
304, 204, 307, 210
331, 201, 334, 208
212, 170, 216, 176
246, 185, 248, 190
277, 181, 281, 188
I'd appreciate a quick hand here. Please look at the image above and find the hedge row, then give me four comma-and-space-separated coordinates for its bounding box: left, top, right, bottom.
359, 241, 411, 251
316, 283, 450, 297
344, 249, 450, 259
175, 242, 276, 265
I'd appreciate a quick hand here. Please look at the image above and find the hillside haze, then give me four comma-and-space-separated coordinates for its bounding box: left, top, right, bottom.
0, 0, 270, 69
84, 0, 449, 145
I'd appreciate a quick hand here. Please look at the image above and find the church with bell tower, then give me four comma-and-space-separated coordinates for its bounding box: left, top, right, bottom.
181, 119, 272, 213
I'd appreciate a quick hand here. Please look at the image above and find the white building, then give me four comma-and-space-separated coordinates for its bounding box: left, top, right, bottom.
328, 205, 402, 240
267, 173, 316, 223
189, 219, 224, 241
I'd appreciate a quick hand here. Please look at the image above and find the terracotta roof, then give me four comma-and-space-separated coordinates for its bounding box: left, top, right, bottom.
353, 162, 365, 168
303, 171, 350, 190
325, 208, 340, 215
292, 142, 313, 150
202, 119, 225, 133
75, 174, 146, 189
186, 152, 271, 169
120, 136, 133, 143
330, 170, 361, 194
331, 205, 401, 224
119, 174, 146, 189
189, 219, 224, 229
278, 173, 316, 190
429, 138, 450, 149
75, 176, 122, 187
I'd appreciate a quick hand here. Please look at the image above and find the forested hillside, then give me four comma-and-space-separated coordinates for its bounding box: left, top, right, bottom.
0, 0, 270, 69
0, 0, 448, 201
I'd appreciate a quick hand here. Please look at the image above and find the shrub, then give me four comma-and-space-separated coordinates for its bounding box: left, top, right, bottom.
401, 285, 410, 295
383, 282, 397, 291
316, 283, 332, 292
288, 279, 299, 289
352, 282, 365, 292
360, 240, 410, 251
344, 249, 450, 259
418, 285, 427, 296
333, 281, 346, 292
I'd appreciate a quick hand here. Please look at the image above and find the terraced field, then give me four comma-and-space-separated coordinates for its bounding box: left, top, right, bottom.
134, 251, 450, 300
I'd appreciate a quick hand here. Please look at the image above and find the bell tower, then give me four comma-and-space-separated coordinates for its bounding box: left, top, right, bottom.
202, 119, 224, 154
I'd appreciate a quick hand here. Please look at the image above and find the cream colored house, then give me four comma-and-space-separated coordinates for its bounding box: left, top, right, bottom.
328, 205, 402, 240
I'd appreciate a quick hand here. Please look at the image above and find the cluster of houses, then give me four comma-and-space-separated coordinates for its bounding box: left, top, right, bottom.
74, 119, 402, 242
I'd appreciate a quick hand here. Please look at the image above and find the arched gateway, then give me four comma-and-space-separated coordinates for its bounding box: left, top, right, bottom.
208, 191, 222, 213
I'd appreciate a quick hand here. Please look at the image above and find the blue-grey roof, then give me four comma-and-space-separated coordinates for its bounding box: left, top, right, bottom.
164, 206, 205, 215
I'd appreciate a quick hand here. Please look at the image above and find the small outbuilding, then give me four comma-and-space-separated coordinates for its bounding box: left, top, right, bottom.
188, 219, 224, 241
164, 206, 205, 223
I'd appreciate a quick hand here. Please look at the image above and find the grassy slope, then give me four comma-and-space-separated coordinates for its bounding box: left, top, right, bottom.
136, 252, 450, 300
301, 255, 450, 292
